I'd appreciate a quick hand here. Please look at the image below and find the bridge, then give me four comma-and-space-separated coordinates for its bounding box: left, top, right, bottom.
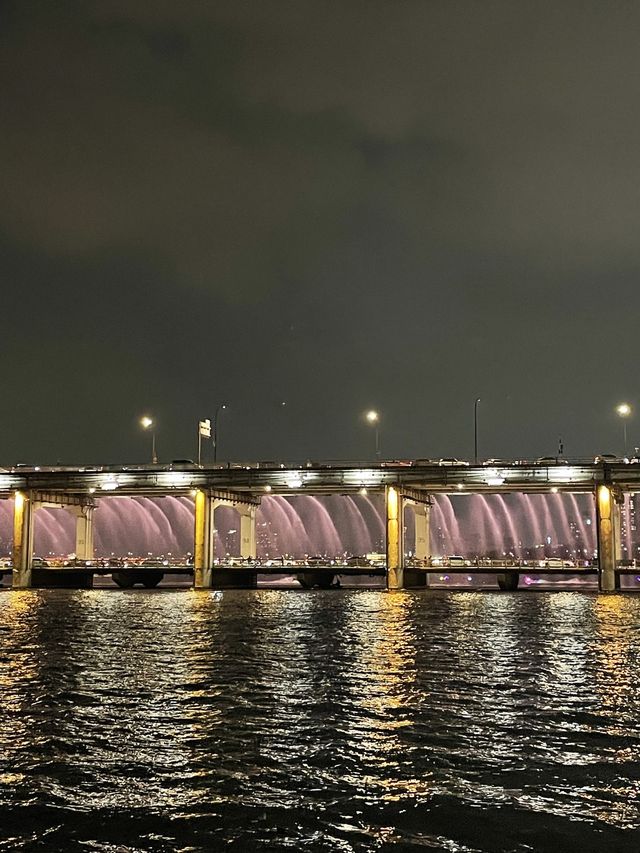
1, 459, 637, 591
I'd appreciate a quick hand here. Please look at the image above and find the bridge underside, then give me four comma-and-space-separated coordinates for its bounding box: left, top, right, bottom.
3, 478, 628, 592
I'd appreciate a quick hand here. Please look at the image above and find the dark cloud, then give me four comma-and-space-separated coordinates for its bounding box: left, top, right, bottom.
1, 1, 640, 463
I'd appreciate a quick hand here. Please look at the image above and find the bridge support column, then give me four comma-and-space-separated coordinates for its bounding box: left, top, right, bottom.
386, 487, 428, 590
12, 491, 34, 589
194, 490, 216, 588
194, 492, 259, 589
405, 500, 430, 589
596, 485, 621, 592
13, 493, 96, 589
386, 487, 404, 590
414, 503, 430, 564
497, 571, 520, 591
53, 502, 95, 589
239, 505, 257, 560
66, 504, 95, 561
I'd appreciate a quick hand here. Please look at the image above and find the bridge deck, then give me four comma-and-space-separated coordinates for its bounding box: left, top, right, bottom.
2, 459, 640, 499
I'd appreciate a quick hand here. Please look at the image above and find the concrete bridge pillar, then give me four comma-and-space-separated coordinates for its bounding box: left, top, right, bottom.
66, 504, 95, 561
12, 491, 94, 588
386, 487, 404, 590
239, 505, 257, 560
194, 489, 217, 589
386, 487, 429, 590
596, 485, 622, 592
413, 503, 430, 562
12, 491, 34, 589
194, 491, 260, 589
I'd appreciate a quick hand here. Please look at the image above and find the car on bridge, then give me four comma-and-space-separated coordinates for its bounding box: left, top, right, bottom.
169, 459, 200, 469
344, 555, 371, 567
439, 458, 469, 466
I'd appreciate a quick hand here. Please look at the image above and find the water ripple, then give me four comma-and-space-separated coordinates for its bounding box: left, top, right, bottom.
1, 589, 640, 850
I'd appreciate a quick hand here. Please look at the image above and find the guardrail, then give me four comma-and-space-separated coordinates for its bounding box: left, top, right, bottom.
1, 557, 635, 573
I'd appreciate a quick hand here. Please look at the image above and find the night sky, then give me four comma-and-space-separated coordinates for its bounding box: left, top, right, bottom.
2, 1, 639, 465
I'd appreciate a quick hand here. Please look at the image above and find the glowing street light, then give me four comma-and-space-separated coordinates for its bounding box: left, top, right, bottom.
616, 402, 632, 455
365, 410, 380, 460
140, 416, 158, 464
212, 403, 227, 464
474, 397, 481, 464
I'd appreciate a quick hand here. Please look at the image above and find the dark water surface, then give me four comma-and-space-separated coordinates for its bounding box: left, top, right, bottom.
1, 589, 640, 852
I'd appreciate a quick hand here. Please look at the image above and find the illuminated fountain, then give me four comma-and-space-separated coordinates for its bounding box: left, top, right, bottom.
430, 493, 599, 560
1, 491, 635, 562
0, 495, 385, 558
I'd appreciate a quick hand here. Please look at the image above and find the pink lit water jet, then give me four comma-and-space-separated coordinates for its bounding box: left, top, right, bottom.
0, 492, 619, 562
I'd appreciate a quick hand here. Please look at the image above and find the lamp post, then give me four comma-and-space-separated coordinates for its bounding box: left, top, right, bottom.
474, 398, 481, 464
212, 403, 227, 464
140, 416, 157, 464
365, 410, 380, 460
616, 402, 631, 456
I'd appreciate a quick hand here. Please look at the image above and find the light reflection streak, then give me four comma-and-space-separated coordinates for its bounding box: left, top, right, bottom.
0, 592, 45, 751
1, 589, 640, 844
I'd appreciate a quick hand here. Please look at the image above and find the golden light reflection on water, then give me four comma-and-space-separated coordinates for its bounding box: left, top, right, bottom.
0, 591, 225, 813
353, 591, 417, 712
536, 593, 591, 709
2, 588, 640, 845
335, 592, 439, 806
0, 592, 45, 718
593, 595, 640, 729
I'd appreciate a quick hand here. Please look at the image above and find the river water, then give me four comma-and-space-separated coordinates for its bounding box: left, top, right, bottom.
1, 588, 639, 852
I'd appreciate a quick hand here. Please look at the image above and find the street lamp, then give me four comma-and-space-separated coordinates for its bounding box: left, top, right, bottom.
140, 416, 158, 464
365, 410, 380, 460
616, 402, 631, 455
474, 398, 481, 464
212, 403, 227, 464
